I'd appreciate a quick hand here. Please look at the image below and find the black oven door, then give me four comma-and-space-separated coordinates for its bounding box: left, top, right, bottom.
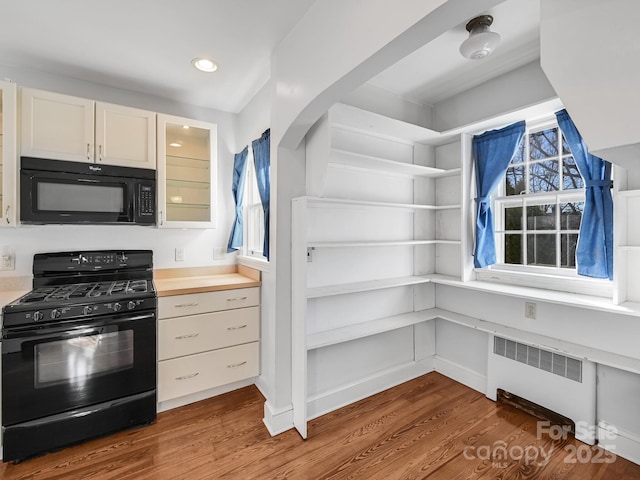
20, 168, 133, 224
1, 312, 156, 427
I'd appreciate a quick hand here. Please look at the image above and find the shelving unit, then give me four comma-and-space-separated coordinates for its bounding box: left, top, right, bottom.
613, 169, 640, 304
292, 102, 467, 439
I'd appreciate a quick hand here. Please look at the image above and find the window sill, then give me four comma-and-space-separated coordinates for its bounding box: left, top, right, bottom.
427, 274, 640, 318
475, 267, 612, 298
238, 255, 270, 273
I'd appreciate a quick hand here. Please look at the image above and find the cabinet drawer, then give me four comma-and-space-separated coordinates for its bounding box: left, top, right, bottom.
159, 306, 259, 360
158, 342, 259, 402
158, 287, 259, 319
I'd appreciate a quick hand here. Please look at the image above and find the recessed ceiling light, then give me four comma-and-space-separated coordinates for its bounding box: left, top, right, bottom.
182, 125, 190, 129
192, 57, 218, 73
169, 142, 182, 148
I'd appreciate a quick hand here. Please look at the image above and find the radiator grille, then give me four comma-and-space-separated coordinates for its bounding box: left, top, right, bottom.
493, 336, 582, 383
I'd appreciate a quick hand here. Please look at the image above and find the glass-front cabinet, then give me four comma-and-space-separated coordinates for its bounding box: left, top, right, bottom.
157, 114, 217, 228
0, 80, 17, 227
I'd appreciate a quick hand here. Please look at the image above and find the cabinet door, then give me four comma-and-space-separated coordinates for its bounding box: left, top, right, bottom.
157, 113, 217, 228
0, 80, 17, 226
21, 88, 94, 163
95, 102, 156, 169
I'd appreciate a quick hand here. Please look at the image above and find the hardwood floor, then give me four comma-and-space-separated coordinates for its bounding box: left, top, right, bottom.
1, 372, 639, 479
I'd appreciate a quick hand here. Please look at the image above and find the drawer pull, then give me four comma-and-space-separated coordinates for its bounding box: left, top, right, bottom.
227, 324, 248, 331
175, 302, 199, 308
227, 361, 247, 369
176, 372, 199, 380
226, 296, 248, 302
175, 333, 200, 340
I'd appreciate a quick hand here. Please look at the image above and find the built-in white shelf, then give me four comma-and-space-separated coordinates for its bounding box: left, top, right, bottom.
304, 196, 460, 211
307, 239, 460, 248
307, 308, 440, 350
616, 189, 640, 198
618, 245, 640, 251
329, 148, 461, 178
330, 103, 442, 144
432, 307, 640, 375
307, 275, 431, 299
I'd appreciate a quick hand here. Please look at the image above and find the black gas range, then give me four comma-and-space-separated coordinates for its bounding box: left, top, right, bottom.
3, 251, 156, 328
1, 250, 157, 463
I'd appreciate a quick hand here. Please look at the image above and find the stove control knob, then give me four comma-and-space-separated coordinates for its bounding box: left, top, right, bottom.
33, 311, 43, 322
50, 309, 61, 319
127, 301, 136, 310
113, 302, 122, 312
83, 305, 93, 316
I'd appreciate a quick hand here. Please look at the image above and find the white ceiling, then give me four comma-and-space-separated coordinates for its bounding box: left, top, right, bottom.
368, 0, 541, 107
0, 0, 316, 113
0, 0, 541, 114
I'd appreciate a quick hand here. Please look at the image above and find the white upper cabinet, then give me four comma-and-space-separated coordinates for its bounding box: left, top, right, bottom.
21, 88, 156, 169
156, 113, 217, 228
0, 80, 17, 227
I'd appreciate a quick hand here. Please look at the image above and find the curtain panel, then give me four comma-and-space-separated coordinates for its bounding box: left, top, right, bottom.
227, 146, 249, 253
556, 109, 613, 280
473, 121, 526, 268
252, 129, 271, 260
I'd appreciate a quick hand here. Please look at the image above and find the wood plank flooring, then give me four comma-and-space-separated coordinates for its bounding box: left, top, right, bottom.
1, 372, 639, 479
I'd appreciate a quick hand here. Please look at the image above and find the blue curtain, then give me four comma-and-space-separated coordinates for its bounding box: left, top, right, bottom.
252, 129, 271, 260
556, 109, 613, 280
227, 146, 249, 253
473, 121, 526, 268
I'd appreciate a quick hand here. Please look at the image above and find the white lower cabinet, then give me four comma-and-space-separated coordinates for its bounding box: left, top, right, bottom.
157, 288, 260, 403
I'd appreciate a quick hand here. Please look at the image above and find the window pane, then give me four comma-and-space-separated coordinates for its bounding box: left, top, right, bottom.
511, 139, 525, 164
561, 233, 578, 268
560, 202, 584, 230
527, 234, 556, 266
527, 204, 556, 230
530, 128, 558, 160
562, 134, 571, 155
529, 160, 560, 192
506, 166, 525, 196
505, 234, 523, 265
562, 156, 584, 190
505, 206, 522, 230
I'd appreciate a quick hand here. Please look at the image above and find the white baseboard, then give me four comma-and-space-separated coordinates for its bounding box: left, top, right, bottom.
263, 401, 294, 436
306, 358, 435, 421
598, 421, 640, 466
157, 377, 256, 413
433, 355, 487, 394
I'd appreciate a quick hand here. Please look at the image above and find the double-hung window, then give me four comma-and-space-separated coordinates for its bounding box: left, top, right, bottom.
493, 118, 585, 274
243, 149, 266, 259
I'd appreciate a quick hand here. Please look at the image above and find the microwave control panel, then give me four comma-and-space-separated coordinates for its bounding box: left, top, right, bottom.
138, 184, 155, 216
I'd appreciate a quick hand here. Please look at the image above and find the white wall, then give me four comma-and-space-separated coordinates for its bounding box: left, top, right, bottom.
0, 64, 239, 275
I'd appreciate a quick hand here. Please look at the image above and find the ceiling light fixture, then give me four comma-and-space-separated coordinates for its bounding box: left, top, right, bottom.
169, 142, 182, 148
192, 57, 218, 73
459, 15, 501, 60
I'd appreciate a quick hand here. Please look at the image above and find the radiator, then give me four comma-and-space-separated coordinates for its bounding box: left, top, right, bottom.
487, 335, 597, 444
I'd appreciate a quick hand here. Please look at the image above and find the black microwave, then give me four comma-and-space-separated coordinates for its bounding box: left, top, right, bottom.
20, 157, 156, 225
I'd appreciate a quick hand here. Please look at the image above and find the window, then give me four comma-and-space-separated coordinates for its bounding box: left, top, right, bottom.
243, 149, 266, 259
494, 118, 585, 273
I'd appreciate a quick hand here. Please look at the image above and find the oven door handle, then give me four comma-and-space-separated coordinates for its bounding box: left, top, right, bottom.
2, 312, 156, 341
